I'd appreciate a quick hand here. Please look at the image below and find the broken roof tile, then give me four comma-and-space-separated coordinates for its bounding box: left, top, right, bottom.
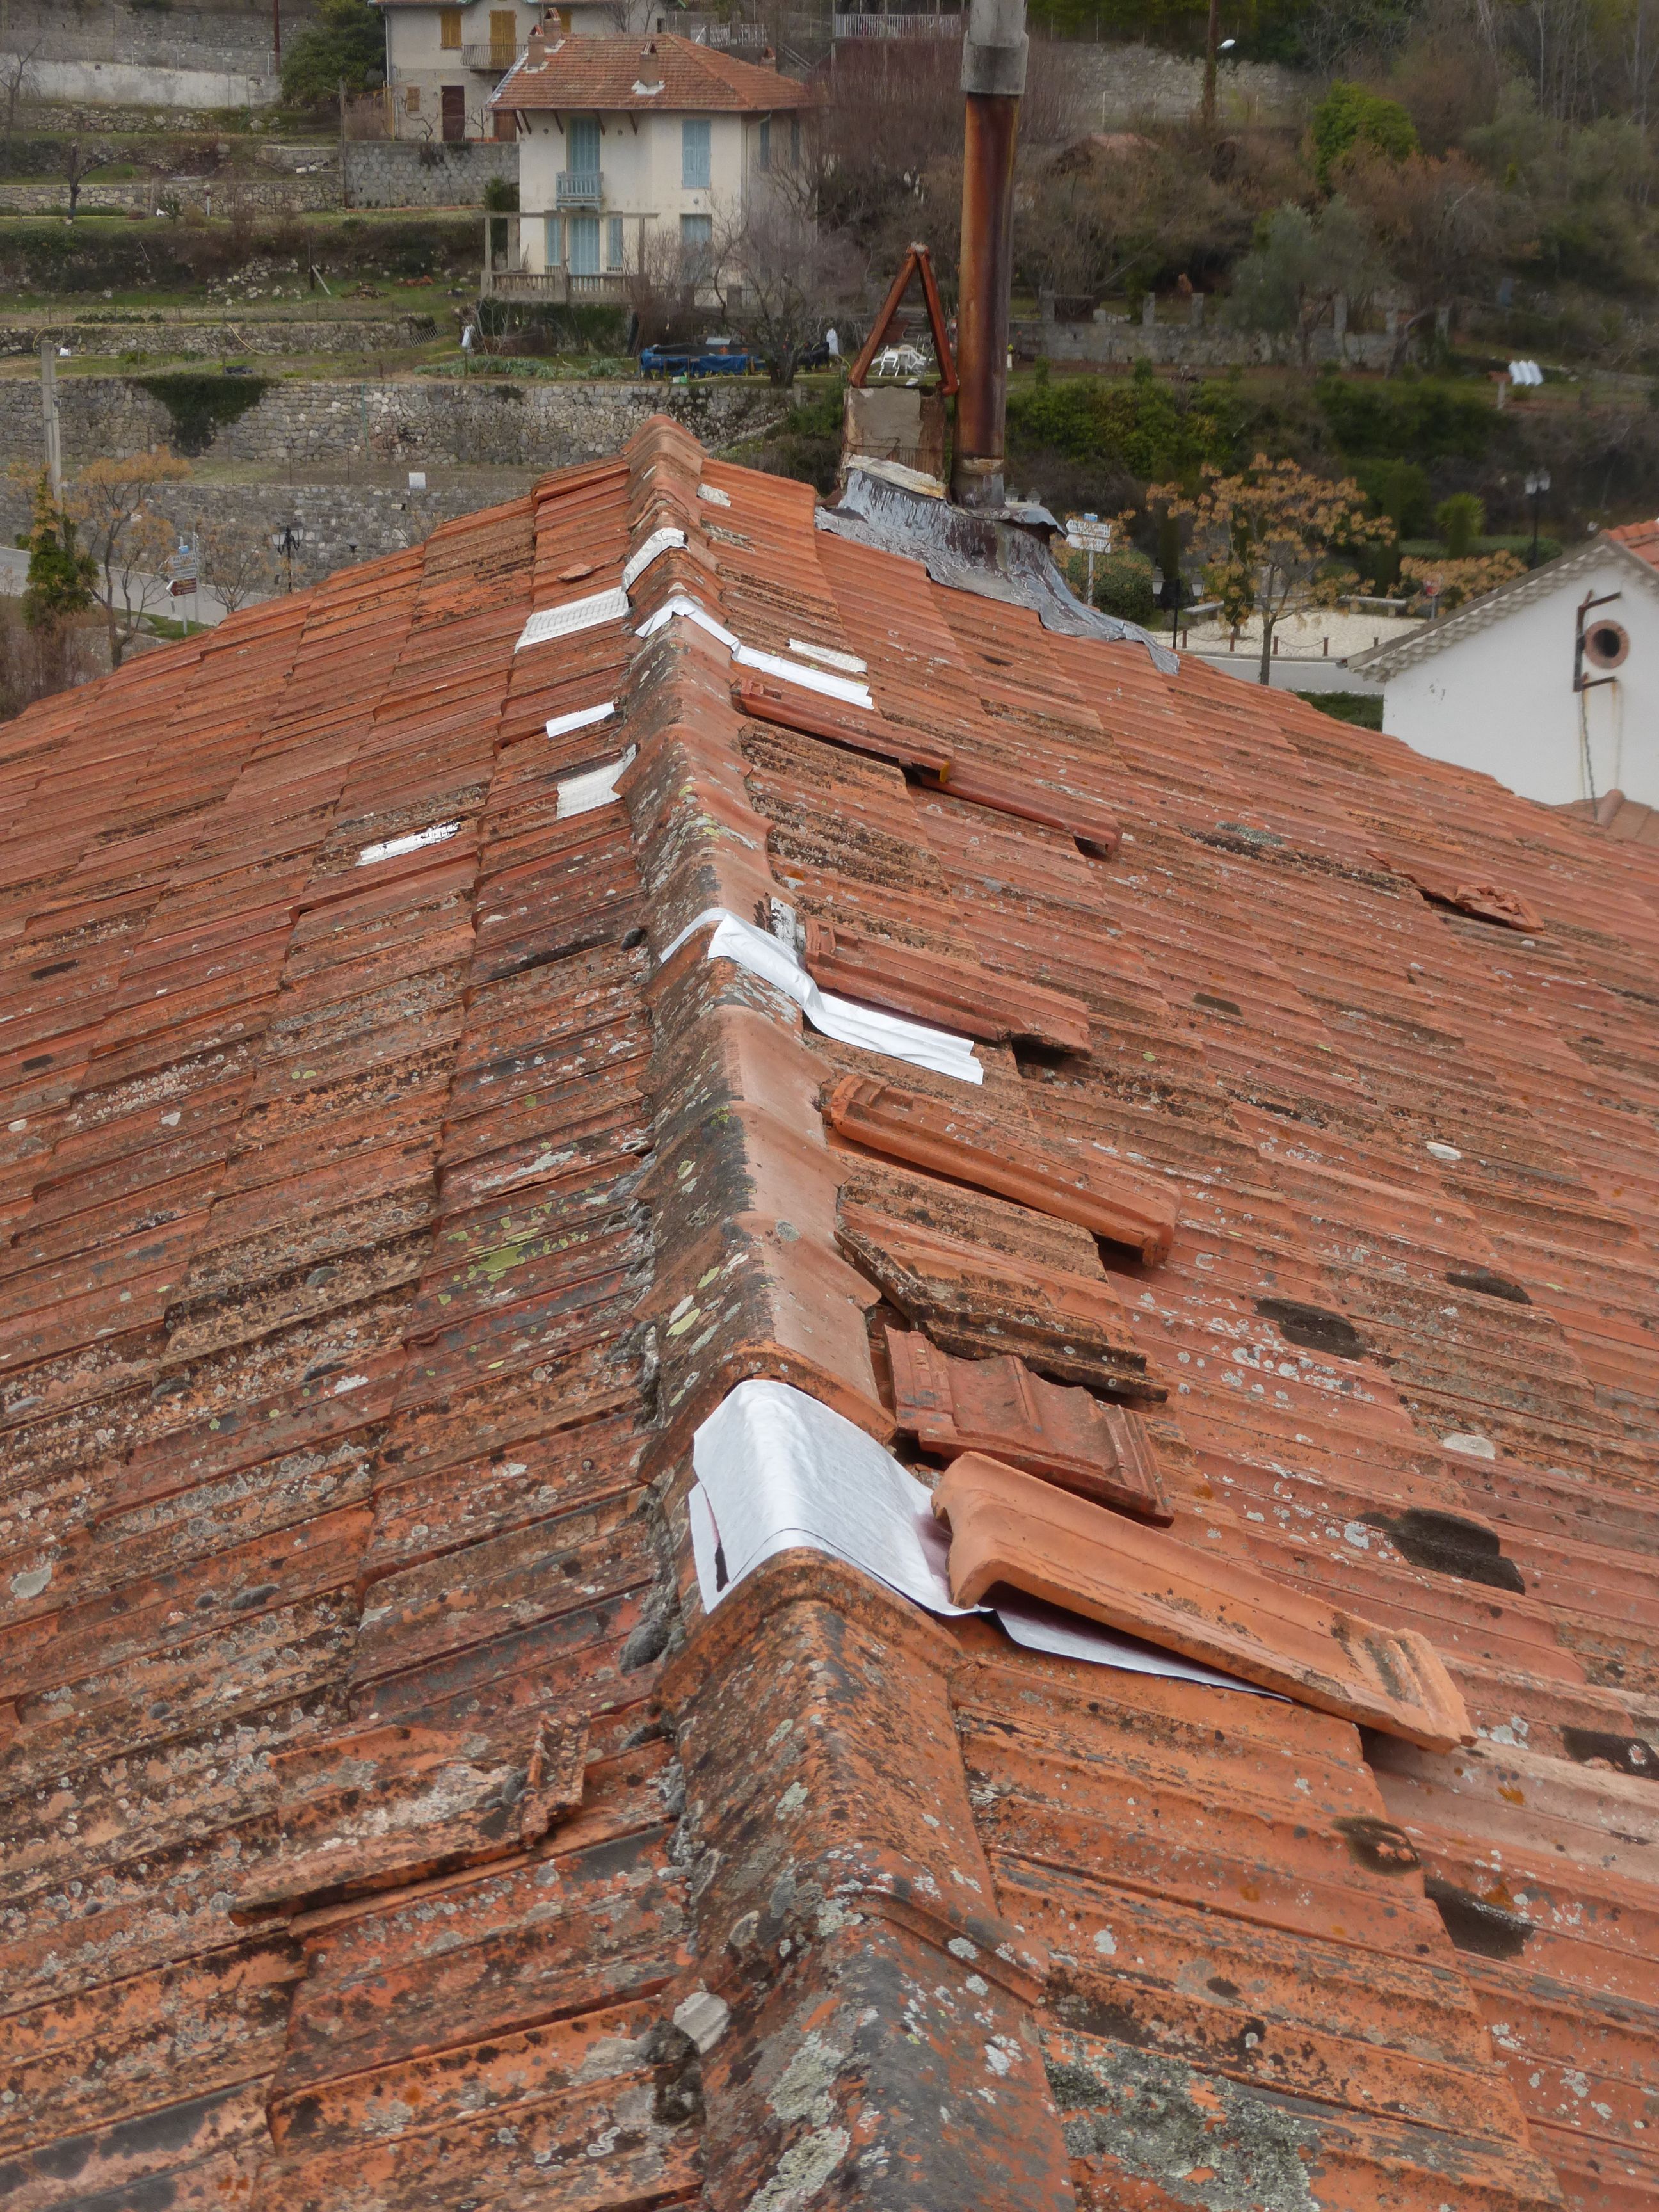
1, 415, 1654, 2212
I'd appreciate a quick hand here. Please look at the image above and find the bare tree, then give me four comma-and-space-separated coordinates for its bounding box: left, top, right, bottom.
716, 163, 864, 385
196, 515, 272, 615
67, 450, 191, 668
1, 41, 40, 138
1341, 147, 1518, 365
588, 0, 664, 28
63, 137, 116, 221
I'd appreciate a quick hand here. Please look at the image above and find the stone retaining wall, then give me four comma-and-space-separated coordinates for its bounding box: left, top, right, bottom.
342, 141, 520, 211
0, 173, 342, 216
0, 371, 788, 473
1017, 316, 1393, 371
0, 0, 311, 111
0, 318, 440, 363
0, 474, 520, 594
1061, 42, 1305, 124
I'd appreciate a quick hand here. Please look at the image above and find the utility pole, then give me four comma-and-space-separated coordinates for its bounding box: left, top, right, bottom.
39, 337, 63, 506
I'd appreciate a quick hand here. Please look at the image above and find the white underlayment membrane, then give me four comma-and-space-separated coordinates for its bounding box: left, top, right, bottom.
635, 593, 876, 710
689, 1381, 1270, 1695
546, 701, 616, 740
515, 587, 631, 652
556, 746, 637, 820
356, 821, 458, 867
657, 906, 984, 1084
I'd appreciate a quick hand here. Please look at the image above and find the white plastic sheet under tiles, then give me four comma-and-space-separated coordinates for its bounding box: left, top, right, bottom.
688, 1381, 1269, 1695
545, 701, 616, 740
635, 593, 875, 710
515, 587, 630, 652
657, 906, 983, 1085
556, 746, 636, 821
621, 528, 686, 591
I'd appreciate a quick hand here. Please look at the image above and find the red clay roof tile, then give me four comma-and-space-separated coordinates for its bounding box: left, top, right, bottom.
1, 417, 1654, 2212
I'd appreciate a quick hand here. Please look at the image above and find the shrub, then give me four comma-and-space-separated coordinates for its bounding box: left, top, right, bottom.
1007, 361, 1227, 483
1089, 549, 1159, 625
1434, 492, 1484, 556
1310, 82, 1419, 187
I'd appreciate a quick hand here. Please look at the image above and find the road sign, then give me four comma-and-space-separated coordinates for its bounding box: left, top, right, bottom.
1064, 513, 1112, 607
1065, 513, 1112, 552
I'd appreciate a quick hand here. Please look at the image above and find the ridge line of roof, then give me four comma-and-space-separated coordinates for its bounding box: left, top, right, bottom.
1350, 533, 1659, 679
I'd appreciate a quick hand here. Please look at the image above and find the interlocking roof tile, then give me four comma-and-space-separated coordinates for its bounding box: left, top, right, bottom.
492, 29, 815, 114
2, 415, 1656, 2212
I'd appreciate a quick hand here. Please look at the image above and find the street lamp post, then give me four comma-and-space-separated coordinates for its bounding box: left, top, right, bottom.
1525, 468, 1551, 569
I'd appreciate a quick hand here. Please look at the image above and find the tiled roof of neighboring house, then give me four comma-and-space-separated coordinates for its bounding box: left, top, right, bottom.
1558, 784, 1659, 845
1351, 527, 1659, 682
3, 415, 1658, 2212
1609, 514, 1659, 565
492, 29, 813, 111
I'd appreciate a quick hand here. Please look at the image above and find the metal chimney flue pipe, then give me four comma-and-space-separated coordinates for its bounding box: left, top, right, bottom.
952, 0, 1027, 510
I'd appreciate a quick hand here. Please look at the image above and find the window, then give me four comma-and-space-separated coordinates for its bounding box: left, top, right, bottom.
680, 211, 712, 280
440, 7, 463, 49
606, 215, 625, 271
568, 213, 600, 276
1585, 618, 1630, 671
488, 7, 517, 61
405, 84, 421, 113
544, 214, 563, 266
758, 116, 771, 171
790, 115, 801, 166
682, 117, 711, 188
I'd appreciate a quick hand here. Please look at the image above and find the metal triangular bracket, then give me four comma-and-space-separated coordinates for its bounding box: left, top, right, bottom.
848, 242, 958, 396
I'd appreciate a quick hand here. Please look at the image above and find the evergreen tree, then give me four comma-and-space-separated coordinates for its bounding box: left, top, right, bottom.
18, 476, 95, 631
280, 0, 385, 109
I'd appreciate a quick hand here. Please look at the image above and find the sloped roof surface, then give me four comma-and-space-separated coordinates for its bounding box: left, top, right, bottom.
1609, 516, 1659, 567
492, 30, 813, 111
3, 418, 1658, 2212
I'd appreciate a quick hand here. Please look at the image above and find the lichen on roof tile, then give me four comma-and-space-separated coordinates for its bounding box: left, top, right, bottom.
0, 415, 1653, 2212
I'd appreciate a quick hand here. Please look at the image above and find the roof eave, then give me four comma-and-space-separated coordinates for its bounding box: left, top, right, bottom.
1349, 536, 1659, 680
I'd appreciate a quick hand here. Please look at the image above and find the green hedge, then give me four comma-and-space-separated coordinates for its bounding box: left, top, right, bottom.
1318, 377, 1495, 463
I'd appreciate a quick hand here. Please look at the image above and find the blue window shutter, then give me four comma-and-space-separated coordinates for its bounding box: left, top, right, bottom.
682, 118, 711, 188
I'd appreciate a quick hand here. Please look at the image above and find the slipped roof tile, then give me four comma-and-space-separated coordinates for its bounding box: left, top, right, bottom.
1, 418, 1653, 2212
934, 1450, 1475, 1749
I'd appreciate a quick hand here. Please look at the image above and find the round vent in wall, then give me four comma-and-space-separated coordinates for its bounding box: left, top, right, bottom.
1585, 618, 1630, 671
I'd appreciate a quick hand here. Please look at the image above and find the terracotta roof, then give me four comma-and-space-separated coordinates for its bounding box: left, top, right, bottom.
1352, 528, 1659, 680
492, 29, 813, 111
1559, 784, 1659, 846
4, 416, 1659, 2212
1608, 515, 1659, 567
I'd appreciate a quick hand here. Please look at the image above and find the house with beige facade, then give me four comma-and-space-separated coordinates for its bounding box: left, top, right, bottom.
372, 0, 767, 138
373, 0, 609, 140
487, 30, 812, 297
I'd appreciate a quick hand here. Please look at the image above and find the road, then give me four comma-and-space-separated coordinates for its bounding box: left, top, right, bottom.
0, 545, 264, 629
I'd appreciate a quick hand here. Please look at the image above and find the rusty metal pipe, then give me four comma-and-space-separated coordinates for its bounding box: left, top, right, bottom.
952, 0, 1027, 510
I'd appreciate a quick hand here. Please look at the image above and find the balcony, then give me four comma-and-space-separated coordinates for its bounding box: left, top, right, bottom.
555, 171, 604, 207
460, 41, 524, 71
832, 10, 961, 32
480, 267, 633, 302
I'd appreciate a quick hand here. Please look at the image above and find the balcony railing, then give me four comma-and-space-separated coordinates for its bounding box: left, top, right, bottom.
479, 267, 633, 302
833, 10, 961, 33
556, 171, 604, 206
460, 41, 524, 70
